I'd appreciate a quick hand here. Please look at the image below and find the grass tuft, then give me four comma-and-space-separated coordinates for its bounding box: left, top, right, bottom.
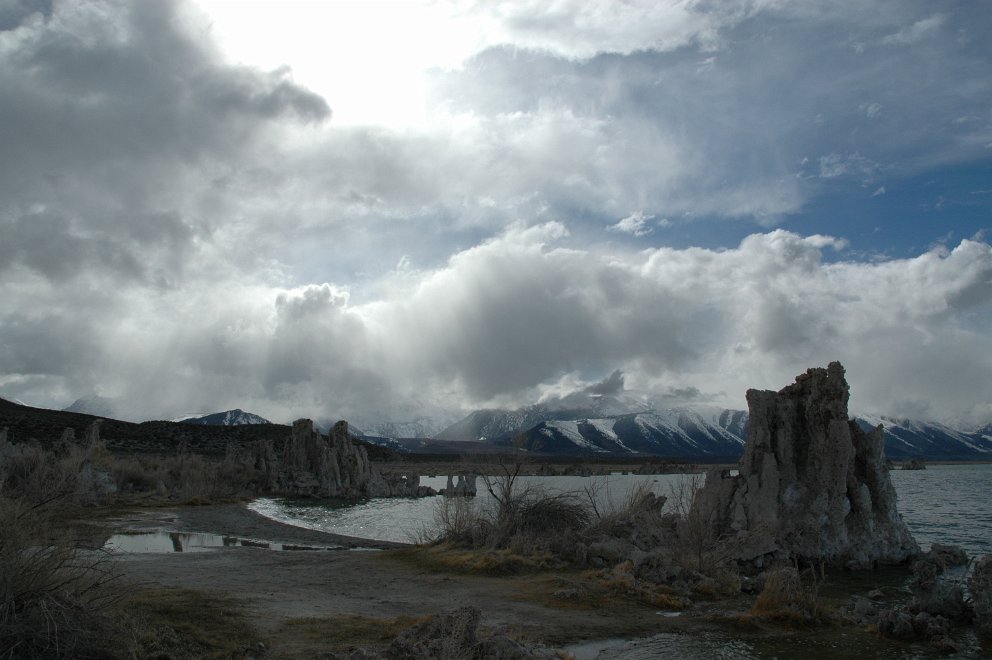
392, 543, 566, 575
273, 614, 430, 651
121, 587, 263, 659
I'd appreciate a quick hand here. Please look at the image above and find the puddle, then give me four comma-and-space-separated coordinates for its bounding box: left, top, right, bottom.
104, 532, 343, 554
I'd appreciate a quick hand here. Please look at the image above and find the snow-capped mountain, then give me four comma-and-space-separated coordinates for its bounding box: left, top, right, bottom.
439, 399, 992, 461
357, 417, 455, 439
854, 415, 992, 461
177, 409, 271, 426
510, 408, 748, 458
437, 372, 651, 443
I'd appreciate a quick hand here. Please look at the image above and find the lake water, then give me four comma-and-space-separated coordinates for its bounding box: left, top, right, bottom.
248, 473, 693, 544
250, 464, 992, 557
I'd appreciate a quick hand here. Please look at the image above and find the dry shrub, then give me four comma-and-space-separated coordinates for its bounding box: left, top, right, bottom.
424, 497, 489, 547
0, 436, 120, 506
427, 475, 592, 561
0, 497, 124, 659
491, 491, 591, 551
748, 566, 824, 624
111, 455, 164, 494
166, 451, 253, 503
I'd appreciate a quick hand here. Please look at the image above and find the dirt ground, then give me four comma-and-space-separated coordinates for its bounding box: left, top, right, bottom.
100, 503, 690, 654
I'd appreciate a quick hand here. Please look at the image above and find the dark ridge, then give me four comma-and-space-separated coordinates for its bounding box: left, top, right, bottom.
0, 398, 394, 459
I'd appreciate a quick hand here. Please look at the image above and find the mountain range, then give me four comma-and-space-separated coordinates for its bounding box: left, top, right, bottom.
425, 404, 992, 461
24, 378, 992, 461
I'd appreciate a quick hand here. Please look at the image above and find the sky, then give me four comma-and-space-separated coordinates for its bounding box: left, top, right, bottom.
1, 0, 990, 428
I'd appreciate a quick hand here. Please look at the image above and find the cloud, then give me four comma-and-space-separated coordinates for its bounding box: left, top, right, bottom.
1, 0, 991, 429
608, 211, 655, 237
882, 13, 945, 45
0, 0, 329, 288
467, 0, 756, 59
817, 153, 879, 182
3, 216, 990, 425
861, 102, 883, 119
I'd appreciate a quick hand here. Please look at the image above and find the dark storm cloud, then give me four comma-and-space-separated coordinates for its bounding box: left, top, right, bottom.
0, 0, 329, 286
0, 0, 53, 31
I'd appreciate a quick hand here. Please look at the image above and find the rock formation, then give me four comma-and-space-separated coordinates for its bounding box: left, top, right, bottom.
251, 419, 435, 499
969, 555, 992, 637
691, 362, 919, 568
441, 473, 478, 497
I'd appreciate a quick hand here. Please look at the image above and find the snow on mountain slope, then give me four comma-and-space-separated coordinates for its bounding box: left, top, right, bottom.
178, 409, 271, 426
854, 415, 992, 460
513, 409, 747, 458
458, 404, 992, 460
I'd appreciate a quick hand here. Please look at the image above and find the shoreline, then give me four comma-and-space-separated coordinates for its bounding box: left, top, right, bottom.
109, 500, 409, 550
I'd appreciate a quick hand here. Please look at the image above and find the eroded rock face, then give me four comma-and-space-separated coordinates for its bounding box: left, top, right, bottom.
692, 362, 919, 568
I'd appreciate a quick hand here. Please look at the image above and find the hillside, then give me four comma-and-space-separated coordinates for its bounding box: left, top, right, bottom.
0, 398, 392, 459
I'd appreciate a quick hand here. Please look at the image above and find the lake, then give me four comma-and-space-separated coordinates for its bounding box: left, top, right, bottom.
250, 464, 992, 557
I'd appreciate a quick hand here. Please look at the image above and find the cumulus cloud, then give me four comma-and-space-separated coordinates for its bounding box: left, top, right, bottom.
3, 214, 991, 425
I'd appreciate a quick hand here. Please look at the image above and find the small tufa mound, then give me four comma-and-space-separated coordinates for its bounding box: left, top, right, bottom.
691, 362, 919, 568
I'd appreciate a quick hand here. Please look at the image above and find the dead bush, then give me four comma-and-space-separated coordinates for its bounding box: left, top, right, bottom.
0, 497, 124, 659
667, 473, 736, 577
748, 566, 825, 624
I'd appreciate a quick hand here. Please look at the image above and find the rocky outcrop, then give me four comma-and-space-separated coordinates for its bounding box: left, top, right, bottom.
691, 362, 919, 568
969, 555, 992, 638
872, 547, 980, 652
251, 419, 435, 499
441, 474, 478, 497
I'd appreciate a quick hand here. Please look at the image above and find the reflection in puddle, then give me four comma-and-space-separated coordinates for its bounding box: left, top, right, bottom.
104, 532, 343, 554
